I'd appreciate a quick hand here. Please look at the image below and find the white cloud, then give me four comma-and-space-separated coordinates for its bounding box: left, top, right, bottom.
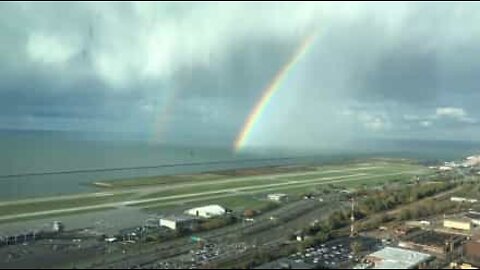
346, 109, 390, 131
364, 117, 385, 131
403, 114, 422, 121
420, 120, 432, 127
402, 107, 477, 127
82, 2, 327, 88
435, 107, 477, 123
12, 2, 418, 88
26, 33, 81, 65
459, 117, 477, 124
435, 107, 467, 118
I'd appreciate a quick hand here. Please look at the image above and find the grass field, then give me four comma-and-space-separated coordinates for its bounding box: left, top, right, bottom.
93, 173, 228, 189
138, 163, 425, 200
0, 193, 133, 217
136, 165, 426, 212
0, 207, 115, 224
91, 166, 318, 190
91, 159, 418, 190
142, 194, 275, 214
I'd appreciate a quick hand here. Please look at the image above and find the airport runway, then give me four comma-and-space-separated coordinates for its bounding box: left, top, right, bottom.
0, 165, 379, 207
0, 169, 421, 222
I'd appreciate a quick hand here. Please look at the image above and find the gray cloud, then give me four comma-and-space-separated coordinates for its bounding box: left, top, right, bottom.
1, 2, 480, 150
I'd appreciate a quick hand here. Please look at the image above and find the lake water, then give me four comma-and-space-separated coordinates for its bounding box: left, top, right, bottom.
1, 131, 479, 200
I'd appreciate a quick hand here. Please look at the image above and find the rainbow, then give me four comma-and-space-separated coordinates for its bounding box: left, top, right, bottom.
152, 90, 178, 144
233, 32, 317, 152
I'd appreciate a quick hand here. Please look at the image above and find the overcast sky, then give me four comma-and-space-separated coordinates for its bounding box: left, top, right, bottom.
1, 2, 480, 151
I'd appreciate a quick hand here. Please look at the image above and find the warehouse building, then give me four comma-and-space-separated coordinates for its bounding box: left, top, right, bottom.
364, 247, 432, 269
159, 215, 198, 231
450, 262, 479, 269
451, 197, 479, 204
444, 218, 472, 232
398, 230, 465, 258
267, 193, 288, 202
0, 221, 63, 247
465, 237, 480, 266
185, 204, 226, 218
464, 156, 480, 167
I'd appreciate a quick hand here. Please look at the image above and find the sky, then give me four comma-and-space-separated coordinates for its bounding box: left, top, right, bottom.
1, 2, 480, 152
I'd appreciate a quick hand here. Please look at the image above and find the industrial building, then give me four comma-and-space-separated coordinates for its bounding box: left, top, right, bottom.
444, 218, 472, 232
363, 247, 432, 269
450, 262, 479, 269
267, 193, 288, 202
398, 230, 465, 258
464, 156, 480, 167
159, 215, 198, 231
439, 166, 454, 171
465, 238, 480, 266
466, 212, 480, 226
451, 197, 479, 204
185, 204, 226, 218
0, 221, 64, 247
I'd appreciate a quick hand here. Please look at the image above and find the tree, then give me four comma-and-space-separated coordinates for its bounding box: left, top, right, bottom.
243, 209, 257, 218
315, 231, 330, 243
351, 240, 362, 257
398, 208, 412, 221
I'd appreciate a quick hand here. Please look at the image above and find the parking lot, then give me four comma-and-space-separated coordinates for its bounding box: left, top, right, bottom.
0, 238, 105, 269
148, 241, 250, 269
289, 237, 381, 269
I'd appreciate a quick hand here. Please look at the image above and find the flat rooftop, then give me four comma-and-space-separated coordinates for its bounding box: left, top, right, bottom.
466, 212, 480, 220
160, 215, 198, 222
368, 247, 432, 269
402, 230, 462, 247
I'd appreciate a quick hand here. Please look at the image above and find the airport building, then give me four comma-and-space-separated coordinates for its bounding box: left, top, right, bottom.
439, 166, 454, 171
0, 221, 64, 247
185, 204, 226, 218
159, 215, 198, 231
267, 193, 288, 202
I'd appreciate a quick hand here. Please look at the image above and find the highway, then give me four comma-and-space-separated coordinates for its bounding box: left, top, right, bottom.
88, 193, 349, 269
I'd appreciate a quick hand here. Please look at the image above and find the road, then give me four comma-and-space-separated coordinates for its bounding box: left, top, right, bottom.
102, 195, 348, 269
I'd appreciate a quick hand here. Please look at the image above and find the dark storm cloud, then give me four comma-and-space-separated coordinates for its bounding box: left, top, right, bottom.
359, 48, 439, 105
1, 2, 480, 148
169, 37, 297, 120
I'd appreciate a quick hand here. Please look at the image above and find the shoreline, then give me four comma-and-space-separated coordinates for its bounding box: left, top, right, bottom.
0, 156, 418, 203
